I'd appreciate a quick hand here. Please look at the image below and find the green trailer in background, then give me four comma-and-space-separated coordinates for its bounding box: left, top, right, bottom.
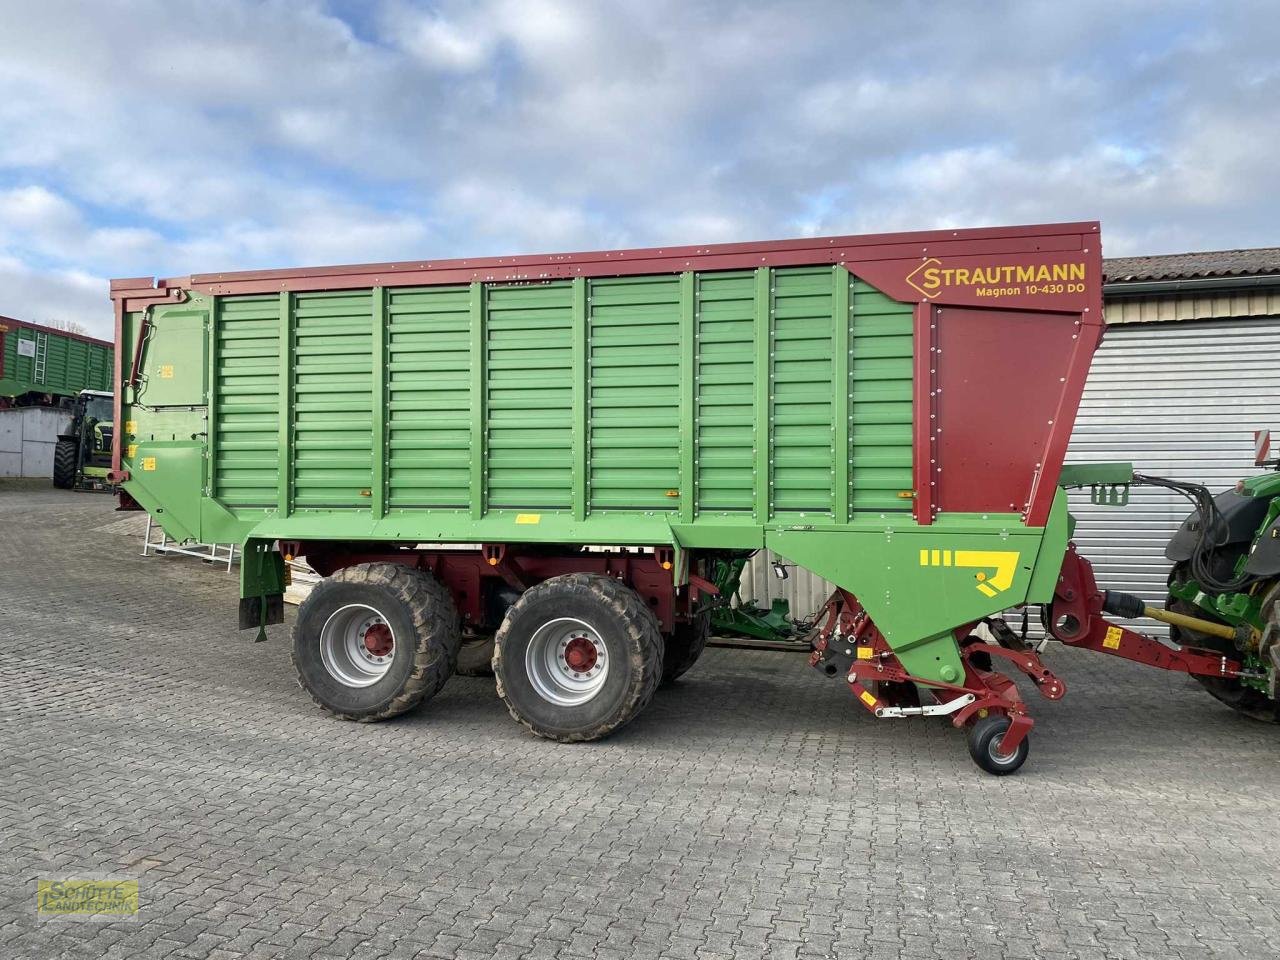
0, 317, 113, 406
109, 222, 1272, 773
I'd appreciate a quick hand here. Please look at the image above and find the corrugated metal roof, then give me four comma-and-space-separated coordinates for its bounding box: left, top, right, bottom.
1105, 248, 1280, 283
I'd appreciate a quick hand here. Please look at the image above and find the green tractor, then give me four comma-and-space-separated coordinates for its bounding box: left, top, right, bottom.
52, 389, 114, 490
1162, 452, 1280, 721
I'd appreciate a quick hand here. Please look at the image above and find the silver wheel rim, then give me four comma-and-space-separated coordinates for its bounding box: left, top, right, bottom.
319, 603, 396, 688
989, 730, 1018, 765
525, 617, 608, 706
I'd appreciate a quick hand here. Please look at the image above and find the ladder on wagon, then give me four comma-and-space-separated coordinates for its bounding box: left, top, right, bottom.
32, 332, 48, 384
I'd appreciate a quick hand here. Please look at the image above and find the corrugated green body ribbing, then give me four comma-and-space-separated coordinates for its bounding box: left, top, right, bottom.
200, 264, 912, 525
213, 295, 281, 506
122, 266, 1071, 685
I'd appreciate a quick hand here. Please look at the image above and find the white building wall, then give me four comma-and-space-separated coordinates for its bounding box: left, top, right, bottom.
0, 407, 67, 478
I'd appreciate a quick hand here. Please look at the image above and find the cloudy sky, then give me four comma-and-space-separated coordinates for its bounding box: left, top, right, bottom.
0, 0, 1277, 338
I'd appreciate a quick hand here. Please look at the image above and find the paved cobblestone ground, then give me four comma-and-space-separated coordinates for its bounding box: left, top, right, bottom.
2, 485, 1279, 959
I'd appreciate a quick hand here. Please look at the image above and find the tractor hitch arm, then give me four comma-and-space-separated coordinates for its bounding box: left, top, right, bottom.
1048, 545, 1244, 680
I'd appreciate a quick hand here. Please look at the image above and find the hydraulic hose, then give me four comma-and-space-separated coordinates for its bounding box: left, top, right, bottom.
1131, 473, 1254, 593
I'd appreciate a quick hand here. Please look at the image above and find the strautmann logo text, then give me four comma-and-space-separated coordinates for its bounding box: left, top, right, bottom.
906, 258, 1087, 300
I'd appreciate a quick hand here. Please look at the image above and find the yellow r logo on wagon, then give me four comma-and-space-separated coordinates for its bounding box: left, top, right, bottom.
919, 549, 1020, 598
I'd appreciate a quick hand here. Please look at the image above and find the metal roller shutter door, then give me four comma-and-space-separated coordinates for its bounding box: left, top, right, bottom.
1064, 314, 1280, 634
742, 314, 1280, 633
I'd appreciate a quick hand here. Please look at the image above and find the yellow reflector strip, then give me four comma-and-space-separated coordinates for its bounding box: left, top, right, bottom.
515, 514, 541, 524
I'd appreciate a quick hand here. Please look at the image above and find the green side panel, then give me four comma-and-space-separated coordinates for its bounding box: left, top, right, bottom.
588, 275, 681, 511
771, 266, 835, 514
767, 513, 1045, 683
485, 282, 574, 510
137, 307, 208, 406
1026, 488, 1071, 603
291, 291, 374, 508
694, 270, 756, 513
1057, 462, 1135, 486
849, 276, 914, 513
213, 295, 280, 507
385, 284, 473, 507
127, 440, 205, 542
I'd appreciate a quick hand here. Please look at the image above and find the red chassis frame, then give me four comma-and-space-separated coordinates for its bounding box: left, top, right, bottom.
810, 544, 1245, 756
290, 542, 709, 634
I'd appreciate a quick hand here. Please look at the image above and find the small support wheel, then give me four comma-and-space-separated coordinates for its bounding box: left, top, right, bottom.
966, 714, 1029, 775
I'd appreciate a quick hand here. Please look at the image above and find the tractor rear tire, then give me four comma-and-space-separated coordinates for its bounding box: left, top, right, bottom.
494, 573, 664, 742
1167, 563, 1278, 723
662, 610, 710, 683
52, 438, 77, 489
456, 634, 495, 677
291, 563, 460, 722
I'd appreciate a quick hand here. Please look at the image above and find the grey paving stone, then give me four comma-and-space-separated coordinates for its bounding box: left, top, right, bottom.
1, 487, 1279, 960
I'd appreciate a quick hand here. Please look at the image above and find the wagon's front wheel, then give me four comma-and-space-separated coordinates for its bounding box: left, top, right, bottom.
494, 574, 664, 741
966, 714, 1030, 775
292, 563, 461, 721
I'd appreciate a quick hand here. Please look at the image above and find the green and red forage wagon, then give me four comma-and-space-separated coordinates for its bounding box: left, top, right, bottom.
108, 222, 1280, 773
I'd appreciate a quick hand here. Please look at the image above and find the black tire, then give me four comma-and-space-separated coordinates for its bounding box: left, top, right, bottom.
967, 714, 1029, 775
291, 563, 460, 722
52, 438, 77, 489
1167, 563, 1278, 722
456, 634, 495, 677
662, 609, 710, 682
494, 573, 664, 742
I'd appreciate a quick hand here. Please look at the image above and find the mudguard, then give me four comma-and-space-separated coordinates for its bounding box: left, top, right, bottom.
1165, 489, 1270, 562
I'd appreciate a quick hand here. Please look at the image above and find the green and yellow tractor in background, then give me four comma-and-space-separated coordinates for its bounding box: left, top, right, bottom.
1162, 445, 1280, 722
52, 389, 114, 490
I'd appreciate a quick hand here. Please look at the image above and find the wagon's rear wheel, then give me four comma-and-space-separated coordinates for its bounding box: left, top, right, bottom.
292, 563, 461, 721
494, 573, 664, 741
1167, 563, 1279, 722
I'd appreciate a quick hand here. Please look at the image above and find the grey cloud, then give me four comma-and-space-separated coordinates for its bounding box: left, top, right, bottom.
0, 0, 1277, 333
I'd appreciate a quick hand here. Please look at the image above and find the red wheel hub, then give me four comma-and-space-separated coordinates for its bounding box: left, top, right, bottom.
563, 636, 598, 673
363, 623, 394, 657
